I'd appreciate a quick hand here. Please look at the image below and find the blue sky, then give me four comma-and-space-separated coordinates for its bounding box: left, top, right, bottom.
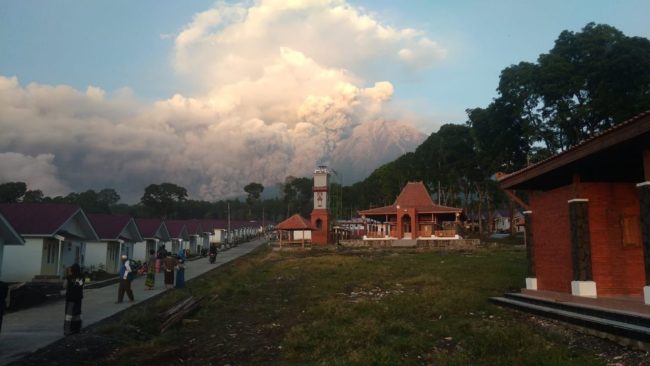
0, 0, 649, 200
2, 0, 648, 129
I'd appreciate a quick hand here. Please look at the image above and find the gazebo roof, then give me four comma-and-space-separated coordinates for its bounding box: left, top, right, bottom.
358, 182, 462, 216
276, 214, 316, 230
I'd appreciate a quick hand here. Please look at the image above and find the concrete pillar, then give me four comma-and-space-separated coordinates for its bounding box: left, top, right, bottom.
568, 199, 596, 297
637, 182, 650, 304
523, 210, 537, 290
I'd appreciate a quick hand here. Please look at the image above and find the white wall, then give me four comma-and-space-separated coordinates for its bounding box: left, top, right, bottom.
293, 230, 312, 240
1, 238, 43, 282
85, 241, 108, 271
60, 241, 85, 270
133, 241, 146, 262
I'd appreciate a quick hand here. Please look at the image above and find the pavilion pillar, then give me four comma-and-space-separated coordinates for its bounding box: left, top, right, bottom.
523, 211, 536, 290
640, 147, 650, 303
568, 198, 597, 297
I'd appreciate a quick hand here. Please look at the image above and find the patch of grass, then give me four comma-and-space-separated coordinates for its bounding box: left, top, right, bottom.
92, 246, 604, 365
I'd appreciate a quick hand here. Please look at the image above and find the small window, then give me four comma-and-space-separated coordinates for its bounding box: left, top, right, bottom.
316, 219, 322, 230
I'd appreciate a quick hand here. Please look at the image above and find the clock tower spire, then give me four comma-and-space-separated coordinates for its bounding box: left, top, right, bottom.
311, 165, 330, 245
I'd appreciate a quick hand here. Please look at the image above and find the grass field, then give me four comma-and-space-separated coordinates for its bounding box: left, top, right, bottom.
94, 245, 608, 365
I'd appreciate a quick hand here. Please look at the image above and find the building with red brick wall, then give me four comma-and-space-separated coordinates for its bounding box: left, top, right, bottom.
499, 111, 650, 304
358, 182, 462, 240
310, 166, 330, 245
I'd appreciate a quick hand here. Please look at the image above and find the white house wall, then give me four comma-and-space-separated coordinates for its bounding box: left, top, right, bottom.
1, 238, 44, 282
60, 241, 85, 270
85, 241, 108, 272
133, 241, 147, 262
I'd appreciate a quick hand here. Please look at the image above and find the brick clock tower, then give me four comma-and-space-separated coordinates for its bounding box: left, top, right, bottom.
310, 166, 330, 245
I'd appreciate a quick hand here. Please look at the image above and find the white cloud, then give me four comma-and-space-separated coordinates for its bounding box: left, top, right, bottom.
174, 0, 446, 87
0, 0, 440, 201
0, 152, 70, 196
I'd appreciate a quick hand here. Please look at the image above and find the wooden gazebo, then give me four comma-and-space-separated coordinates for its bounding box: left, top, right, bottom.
275, 214, 317, 249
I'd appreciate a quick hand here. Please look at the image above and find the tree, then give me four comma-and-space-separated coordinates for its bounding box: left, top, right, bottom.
141, 183, 188, 218
0, 182, 27, 203
98, 188, 120, 207
244, 182, 264, 219
22, 189, 44, 203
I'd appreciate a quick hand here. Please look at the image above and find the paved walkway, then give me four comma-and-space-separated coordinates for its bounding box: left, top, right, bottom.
0, 238, 267, 365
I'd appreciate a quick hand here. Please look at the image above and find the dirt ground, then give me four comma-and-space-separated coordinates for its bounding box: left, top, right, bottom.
8, 307, 650, 366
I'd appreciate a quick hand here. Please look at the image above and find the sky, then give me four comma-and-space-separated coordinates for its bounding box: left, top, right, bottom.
1, 0, 649, 202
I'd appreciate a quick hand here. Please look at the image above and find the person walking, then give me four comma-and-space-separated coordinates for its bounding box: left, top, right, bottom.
163, 252, 176, 289
175, 259, 185, 288
145, 249, 156, 290
116, 255, 135, 303
63, 263, 84, 335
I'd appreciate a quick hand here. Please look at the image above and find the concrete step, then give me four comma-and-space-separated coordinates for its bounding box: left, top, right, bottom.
503, 292, 650, 328
490, 296, 650, 342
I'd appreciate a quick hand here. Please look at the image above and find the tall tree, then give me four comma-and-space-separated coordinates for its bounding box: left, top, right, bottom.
0, 182, 27, 203
141, 183, 188, 218
244, 182, 264, 219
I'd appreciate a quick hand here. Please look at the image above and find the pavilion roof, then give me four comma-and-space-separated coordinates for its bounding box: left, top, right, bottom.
358, 182, 462, 216
276, 214, 316, 230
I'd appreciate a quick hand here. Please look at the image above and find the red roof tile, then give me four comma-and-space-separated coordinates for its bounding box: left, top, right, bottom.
276, 214, 316, 230
0, 203, 81, 236
358, 182, 462, 216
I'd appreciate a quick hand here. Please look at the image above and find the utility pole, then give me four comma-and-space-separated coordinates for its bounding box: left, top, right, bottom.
227, 202, 231, 247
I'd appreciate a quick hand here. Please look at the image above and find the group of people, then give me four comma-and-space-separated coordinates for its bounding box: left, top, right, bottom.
62, 247, 189, 336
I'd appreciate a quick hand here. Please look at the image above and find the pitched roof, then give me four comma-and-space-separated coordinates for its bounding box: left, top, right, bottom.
135, 218, 164, 238
183, 220, 202, 235
499, 110, 650, 190
87, 214, 134, 240
276, 214, 316, 230
164, 220, 188, 238
0, 203, 81, 236
0, 212, 24, 245
197, 220, 214, 233
358, 182, 462, 216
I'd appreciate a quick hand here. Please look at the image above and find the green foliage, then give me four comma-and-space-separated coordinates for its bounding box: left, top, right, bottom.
140, 182, 188, 218
0, 182, 27, 203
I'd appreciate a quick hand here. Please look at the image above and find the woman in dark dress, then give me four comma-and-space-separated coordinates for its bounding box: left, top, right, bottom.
63, 263, 84, 335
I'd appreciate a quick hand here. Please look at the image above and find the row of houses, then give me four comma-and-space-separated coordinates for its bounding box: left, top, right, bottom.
0, 203, 263, 283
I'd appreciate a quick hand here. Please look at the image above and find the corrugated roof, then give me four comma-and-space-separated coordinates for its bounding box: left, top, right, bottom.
87, 213, 132, 240
276, 214, 316, 230
135, 218, 164, 238
164, 220, 188, 238
0, 203, 81, 236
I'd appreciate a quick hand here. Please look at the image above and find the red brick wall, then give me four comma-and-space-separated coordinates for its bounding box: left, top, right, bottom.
310, 209, 329, 245
530, 183, 644, 296
582, 183, 643, 296
530, 185, 573, 292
